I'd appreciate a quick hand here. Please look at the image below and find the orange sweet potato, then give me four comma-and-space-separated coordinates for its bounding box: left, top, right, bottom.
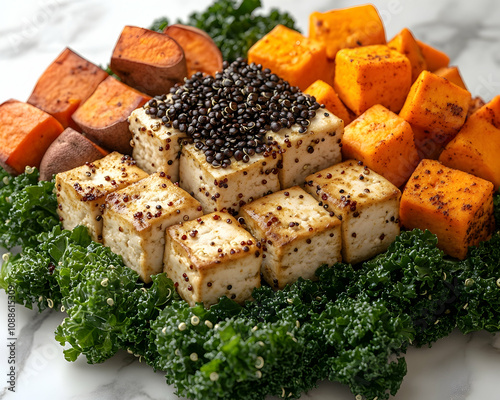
27, 48, 108, 129
110, 26, 187, 96
72, 76, 151, 154
400, 159, 495, 259
433, 66, 467, 90
304, 80, 352, 124
163, 24, 223, 77
334, 45, 412, 115
342, 104, 420, 187
39, 127, 108, 181
439, 95, 500, 189
247, 24, 332, 90
0, 99, 64, 175
399, 70, 471, 159
416, 40, 450, 71
388, 28, 427, 82
309, 4, 386, 61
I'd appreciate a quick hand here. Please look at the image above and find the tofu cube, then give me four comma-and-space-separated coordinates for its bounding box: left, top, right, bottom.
399, 70, 471, 159
55, 152, 148, 242
102, 172, 203, 283
342, 104, 420, 187
334, 45, 412, 115
179, 143, 280, 215
305, 160, 401, 264
129, 105, 186, 180
267, 107, 344, 188
239, 186, 342, 289
164, 212, 262, 307
400, 159, 495, 259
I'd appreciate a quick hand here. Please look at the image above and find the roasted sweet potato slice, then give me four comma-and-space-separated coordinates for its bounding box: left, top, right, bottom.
39, 127, 108, 181
71, 76, 151, 154
416, 40, 450, 71
110, 26, 187, 96
0, 99, 64, 175
163, 24, 223, 77
27, 48, 108, 129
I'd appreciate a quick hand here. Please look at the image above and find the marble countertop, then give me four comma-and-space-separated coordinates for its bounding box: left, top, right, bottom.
1, 1, 500, 399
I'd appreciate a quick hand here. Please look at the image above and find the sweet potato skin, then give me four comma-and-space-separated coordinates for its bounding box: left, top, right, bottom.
416, 40, 450, 71
439, 95, 500, 189
388, 28, 427, 82
334, 45, 412, 115
399, 70, 471, 159
110, 26, 187, 96
309, 4, 386, 60
72, 76, 151, 154
342, 104, 419, 187
400, 159, 495, 260
39, 128, 108, 181
163, 24, 223, 77
247, 24, 332, 90
27, 48, 108, 129
304, 80, 352, 124
0, 100, 64, 175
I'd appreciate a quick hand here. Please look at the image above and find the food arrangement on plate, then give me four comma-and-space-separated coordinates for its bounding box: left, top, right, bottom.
1, 1, 499, 399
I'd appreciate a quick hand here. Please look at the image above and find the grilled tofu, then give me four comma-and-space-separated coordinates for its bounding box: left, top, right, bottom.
239, 186, 342, 289
102, 172, 203, 282
55, 152, 148, 242
268, 107, 343, 188
164, 212, 262, 307
179, 143, 280, 215
305, 160, 401, 264
129, 105, 186, 181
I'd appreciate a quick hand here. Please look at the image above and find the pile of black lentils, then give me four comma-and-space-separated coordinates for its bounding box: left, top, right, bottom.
144, 58, 322, 168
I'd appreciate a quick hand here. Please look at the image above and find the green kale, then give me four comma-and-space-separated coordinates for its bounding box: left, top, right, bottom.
150, 0, 299, 62
0, 167, 59, 249
494, 190, 500, 227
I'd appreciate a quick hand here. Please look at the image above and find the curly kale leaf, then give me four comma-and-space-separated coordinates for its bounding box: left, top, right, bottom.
352, 229, 460, 346
0, 167, 59, 249
455, 232, 500, 334
150, 0, 299, 63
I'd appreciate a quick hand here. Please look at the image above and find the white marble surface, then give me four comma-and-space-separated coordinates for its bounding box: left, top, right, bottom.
1, 1, 500, 399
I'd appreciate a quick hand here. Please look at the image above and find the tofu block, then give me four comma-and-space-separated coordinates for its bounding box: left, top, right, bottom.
164, 212, 262, 307
334, 45, 412, 115
129, 103, 186, 181
268, 107, 343, 188
342, 104, 420, 187
305, 160, 401, 264
388, 28, 427, 82
239, 186, 342, 289
304, 80, 353, 124
400, 159, 495, 259
309, 5, 386, 61
247, 24, 333, 90
439, 98, 500, 190
102, 172, 203, 283
399, 70, 471, 159
179, 143, 280, 215
55, 152, 148, 242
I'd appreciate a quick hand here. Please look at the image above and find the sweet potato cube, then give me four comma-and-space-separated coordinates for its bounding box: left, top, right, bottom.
400, 159, 495, 260
110, 26, 188, 96
0, 99, 64, 175
388, 28, 427, 82
27, 48, 108, 129
334, 45, 412, 115
342, 105, 420, 187
72, 76, 151, 155
439, 96, 500, 189
399, 71, 471, 159
304, 80, 352, 124
434, 66, 467, 90
416, 40, 450, 71
309, 4, 386, 61
247, 24, 332, 90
